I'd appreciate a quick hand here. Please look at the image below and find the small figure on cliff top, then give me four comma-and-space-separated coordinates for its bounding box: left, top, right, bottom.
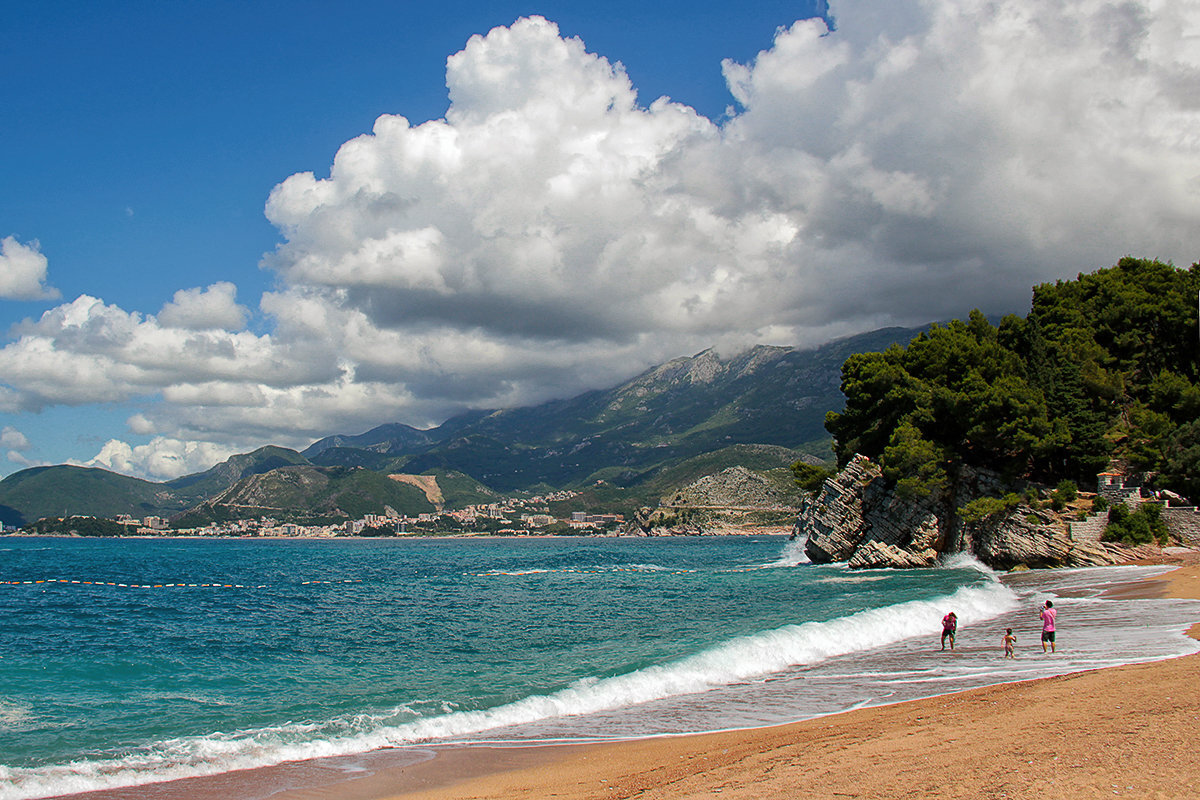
1040, 600, 1057, 653
1003, 628, 1016, 659
941, 611, 957, 650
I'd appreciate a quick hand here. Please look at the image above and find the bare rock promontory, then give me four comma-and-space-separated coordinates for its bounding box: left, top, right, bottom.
795, 454, 1122, 570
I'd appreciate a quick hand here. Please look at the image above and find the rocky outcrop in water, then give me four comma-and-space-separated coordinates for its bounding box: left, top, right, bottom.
796, 455, 1124, 570
622, 506, 708, 536
848, 540, 939, 569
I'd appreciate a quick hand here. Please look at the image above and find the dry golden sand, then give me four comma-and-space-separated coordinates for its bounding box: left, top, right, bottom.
266, 557, 1200, 800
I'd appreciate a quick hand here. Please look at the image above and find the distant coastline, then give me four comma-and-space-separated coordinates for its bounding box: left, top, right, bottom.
3, 524, 793, 541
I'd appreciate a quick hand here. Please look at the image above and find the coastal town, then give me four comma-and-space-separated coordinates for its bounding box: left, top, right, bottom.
9, 492, 628, 538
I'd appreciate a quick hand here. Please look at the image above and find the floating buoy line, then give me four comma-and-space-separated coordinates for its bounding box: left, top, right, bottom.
467, 567, 699, 577
467, 565, 773, 577
0, 578, 364, 590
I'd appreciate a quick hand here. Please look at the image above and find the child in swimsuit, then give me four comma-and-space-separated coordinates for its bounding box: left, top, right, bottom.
1003, 628, 1016, 659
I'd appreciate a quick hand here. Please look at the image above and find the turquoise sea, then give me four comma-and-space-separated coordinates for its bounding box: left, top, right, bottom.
2, 536, 1198, 799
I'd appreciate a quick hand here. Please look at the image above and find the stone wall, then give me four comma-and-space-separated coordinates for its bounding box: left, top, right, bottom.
1068, 512, 1108, 544
1066, 504, 1200, 547
1163, 507, 1200, 546
1096, 472, 1151, 508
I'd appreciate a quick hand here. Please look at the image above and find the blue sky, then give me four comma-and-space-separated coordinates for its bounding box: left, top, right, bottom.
2, 0, 1197, 480
3, 1, 826, 323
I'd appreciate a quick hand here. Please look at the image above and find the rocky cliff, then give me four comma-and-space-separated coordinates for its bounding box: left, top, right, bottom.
796, 455, 1123, 570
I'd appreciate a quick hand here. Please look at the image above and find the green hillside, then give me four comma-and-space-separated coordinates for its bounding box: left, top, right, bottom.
0, 466, 183, 526
550, 444, 808, 515
176, 465, 436, 526
166, 446, 310, 503
424, 469, 501, 509
308, 446, 397, 470
303, 423, 438, 459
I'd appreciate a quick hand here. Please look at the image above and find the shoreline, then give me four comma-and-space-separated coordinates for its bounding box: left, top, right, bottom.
369, 654, 1200, 800
277, 556, 1200, 800
3, 528, 792, 541
46, 555, 1200, 800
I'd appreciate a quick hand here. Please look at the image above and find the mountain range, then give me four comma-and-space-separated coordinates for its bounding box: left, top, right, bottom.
0, 326, 924, 527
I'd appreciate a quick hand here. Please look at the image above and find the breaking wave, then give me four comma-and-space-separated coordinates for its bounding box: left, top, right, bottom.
0, 580, 1016, 800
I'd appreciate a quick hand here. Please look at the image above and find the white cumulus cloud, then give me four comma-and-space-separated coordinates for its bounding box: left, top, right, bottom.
0, 236, 60, 301
2, 425, 42, 470
264, 3, 1200, 369
0, 426, 30, 451
2, 0, 1200, 479
0, 294, 336, 413
79, 437, 239, 481
157, 282, 250, 331
5, 451, 42, 470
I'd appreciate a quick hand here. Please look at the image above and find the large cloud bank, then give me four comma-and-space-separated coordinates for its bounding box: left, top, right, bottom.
3, 0, 1199, 478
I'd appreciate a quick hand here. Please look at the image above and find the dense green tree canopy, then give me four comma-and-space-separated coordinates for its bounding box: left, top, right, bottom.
827, 257, 1200, 497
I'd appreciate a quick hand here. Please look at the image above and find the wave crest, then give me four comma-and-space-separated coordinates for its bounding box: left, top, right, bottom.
0, 580, 1016, 800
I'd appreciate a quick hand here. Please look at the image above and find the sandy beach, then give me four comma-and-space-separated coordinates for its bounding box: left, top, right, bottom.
254, 557, 1200, 800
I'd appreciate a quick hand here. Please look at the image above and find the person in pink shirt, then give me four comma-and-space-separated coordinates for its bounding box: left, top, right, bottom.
941, 611, 957, 651
1039, 600, 1057, 653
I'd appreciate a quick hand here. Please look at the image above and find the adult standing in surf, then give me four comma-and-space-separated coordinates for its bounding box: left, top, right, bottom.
941, 611, 957, 651
1040, 600, 1057, 653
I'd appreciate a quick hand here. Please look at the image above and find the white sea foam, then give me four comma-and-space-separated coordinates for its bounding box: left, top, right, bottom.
775, 536, 811, 566
0, 699, 32, 729
477, 568, 554, 576
816, 574, 891, 583
475, 563, 676, 577
743, 536, 810, 570
0, 580, 1018, 800
939, 551, 995, 574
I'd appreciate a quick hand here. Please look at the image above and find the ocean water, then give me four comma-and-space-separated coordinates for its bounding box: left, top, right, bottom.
1, 536, 1198, 800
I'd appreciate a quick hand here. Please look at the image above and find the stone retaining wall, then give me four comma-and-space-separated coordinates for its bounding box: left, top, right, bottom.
1068, 512, 1109, 544
1163, 507, 1200, 545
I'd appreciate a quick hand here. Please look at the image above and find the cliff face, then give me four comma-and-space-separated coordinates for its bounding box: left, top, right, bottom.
796, 455, 1123, 570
